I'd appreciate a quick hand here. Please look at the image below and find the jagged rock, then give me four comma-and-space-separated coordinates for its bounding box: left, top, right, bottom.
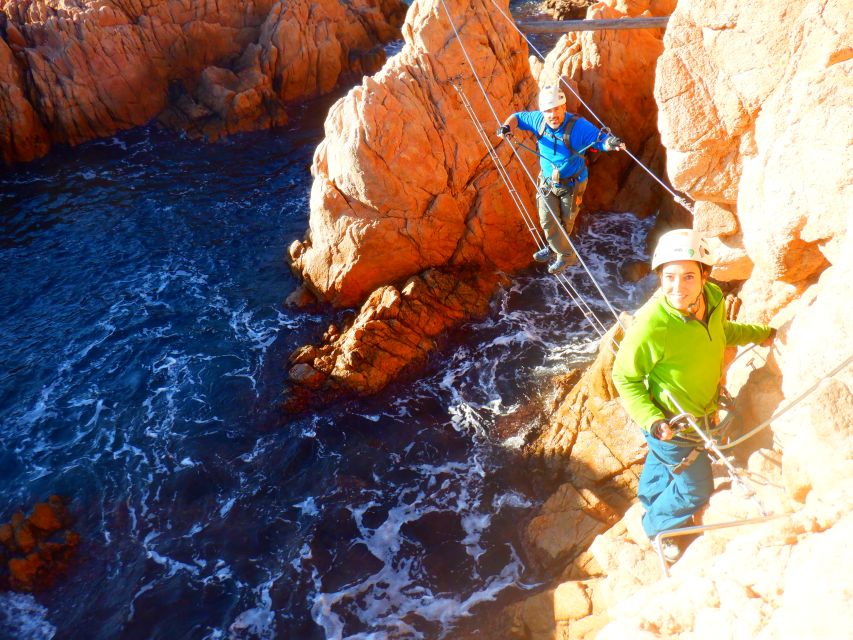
541, 0, 596, 20
282, 268, 502, 408
0, 0, 407, 163
500, 577, 606, 640
693, 200, 738, 238
0, 35, 50, 164
538, 0, 670, 216
706, 232, 753, 281
525, 317, 645, 500
656, 0, 849, 283
292, 0, 537, 308
284, 284, 319, 309
524, 483, 619, 569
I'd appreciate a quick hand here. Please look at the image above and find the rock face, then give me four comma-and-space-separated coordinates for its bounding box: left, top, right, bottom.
282, 0, 539, 406
290, 0, 537, 307
505, 0, 851, 637
541, 0, 596, 21
655, 0, 850, 283
532, 0, 675, 216
0, 0, 407, 163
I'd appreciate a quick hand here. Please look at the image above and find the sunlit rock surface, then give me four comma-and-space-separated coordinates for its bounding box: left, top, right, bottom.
509, 0, 851, 636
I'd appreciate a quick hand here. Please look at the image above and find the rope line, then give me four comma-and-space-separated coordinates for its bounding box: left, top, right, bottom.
485, 0, 695, 215
501, 133, 626, 331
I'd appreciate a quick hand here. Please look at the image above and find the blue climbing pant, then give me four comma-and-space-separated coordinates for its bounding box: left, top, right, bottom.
639, 433, 714, 538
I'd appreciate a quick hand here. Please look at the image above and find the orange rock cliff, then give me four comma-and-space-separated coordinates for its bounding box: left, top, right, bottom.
0, 0, 407, 164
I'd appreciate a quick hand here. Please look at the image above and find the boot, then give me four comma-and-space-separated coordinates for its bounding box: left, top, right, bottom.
547, 252, 578, 275
532, 247, 552, 263
655, 537, 683, 563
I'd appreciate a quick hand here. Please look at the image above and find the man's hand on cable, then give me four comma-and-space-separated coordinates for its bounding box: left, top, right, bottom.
496, 124, 511, 139
603, 134, 626, 151
650, 419, 675, 441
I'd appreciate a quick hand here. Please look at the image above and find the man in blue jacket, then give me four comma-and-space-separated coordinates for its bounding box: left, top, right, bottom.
498, 85, 625, 274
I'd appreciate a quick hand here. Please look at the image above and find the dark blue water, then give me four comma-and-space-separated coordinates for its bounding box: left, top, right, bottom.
0, 88, 654, 639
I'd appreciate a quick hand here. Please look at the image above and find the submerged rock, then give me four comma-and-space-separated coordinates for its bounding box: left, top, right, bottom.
0, 497, 78, 592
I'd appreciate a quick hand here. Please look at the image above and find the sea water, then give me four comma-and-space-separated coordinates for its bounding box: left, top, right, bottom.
0, 89, 655, 640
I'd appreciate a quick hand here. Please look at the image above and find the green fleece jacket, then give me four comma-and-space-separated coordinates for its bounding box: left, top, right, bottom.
612, 282, 771, 432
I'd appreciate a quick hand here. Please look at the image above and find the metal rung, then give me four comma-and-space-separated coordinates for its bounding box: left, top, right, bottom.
654, 513, 790, 578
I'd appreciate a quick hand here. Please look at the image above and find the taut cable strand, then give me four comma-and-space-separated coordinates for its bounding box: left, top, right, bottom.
501, 133, 626, 331
719, 352, 853, 451
438, 0, 626, 334
485, 0, 696, 216
451, 79, 545, 246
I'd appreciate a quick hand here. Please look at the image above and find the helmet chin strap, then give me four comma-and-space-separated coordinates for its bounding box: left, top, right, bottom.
686, 290, 704, 315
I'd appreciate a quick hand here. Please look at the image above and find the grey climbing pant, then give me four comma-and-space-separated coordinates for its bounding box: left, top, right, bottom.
537, 177, 587, 256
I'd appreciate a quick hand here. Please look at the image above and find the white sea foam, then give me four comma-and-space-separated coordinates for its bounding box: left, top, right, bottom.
0, 593, 56, 640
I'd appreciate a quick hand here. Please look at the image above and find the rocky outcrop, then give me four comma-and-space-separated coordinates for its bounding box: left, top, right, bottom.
290, 0, 537, 307
282, 0, 539, 407
531, 0, 676, 216
0, 0, 407, 163
655, 0, 850, 285
282, 268, 503, 411
504, 0, 851, 637
541, 0, 596, 21
0, 497, 78, 592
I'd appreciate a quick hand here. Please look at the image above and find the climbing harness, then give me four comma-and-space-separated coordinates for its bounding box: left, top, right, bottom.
483, 0, 696, 215
661, 387, 764, 512
651, 351, 853, 575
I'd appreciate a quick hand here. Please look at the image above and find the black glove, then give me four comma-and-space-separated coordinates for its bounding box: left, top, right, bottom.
650, 419, 669, 440
604, 135, 624, 151
496, 124, 511, 137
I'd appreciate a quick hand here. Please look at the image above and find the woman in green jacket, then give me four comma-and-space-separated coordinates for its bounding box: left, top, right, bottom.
612, 229, 774, 561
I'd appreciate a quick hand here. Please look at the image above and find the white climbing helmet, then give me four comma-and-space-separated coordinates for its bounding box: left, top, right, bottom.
651, 229, 715, 270
538, 85, 567, 112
